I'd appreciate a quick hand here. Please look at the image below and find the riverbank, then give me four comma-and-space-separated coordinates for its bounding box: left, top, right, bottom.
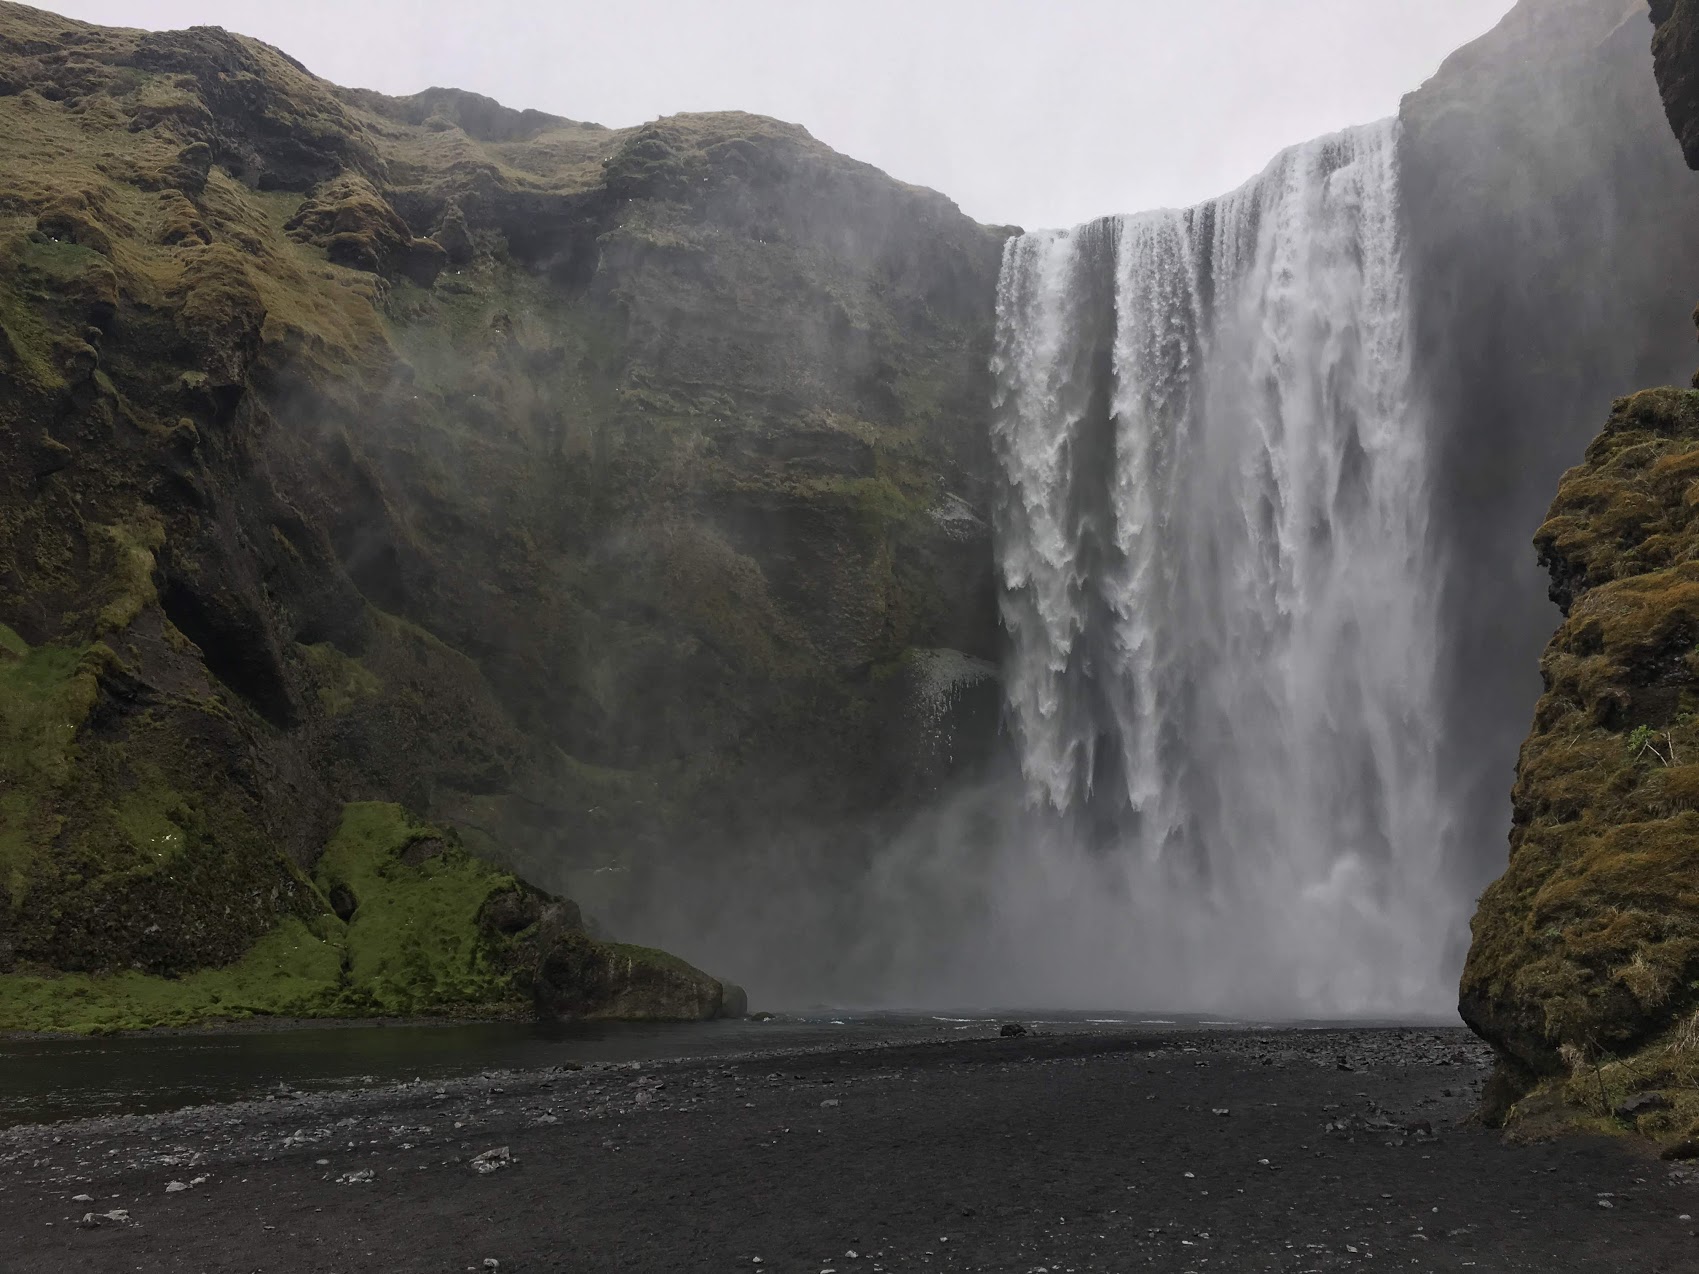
1, 1025, 1694, 1272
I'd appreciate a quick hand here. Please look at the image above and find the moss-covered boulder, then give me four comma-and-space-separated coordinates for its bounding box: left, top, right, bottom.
1461, 389, 1699, 1136
0, 802, 741, 1032
533, 933, 744, 1023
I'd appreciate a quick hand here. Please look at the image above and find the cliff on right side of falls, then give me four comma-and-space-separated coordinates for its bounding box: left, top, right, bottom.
1400, 0, 1699, 934
1456, 0, 1699, 1145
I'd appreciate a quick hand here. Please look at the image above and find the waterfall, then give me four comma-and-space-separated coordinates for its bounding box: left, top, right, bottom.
991, 119, 1456, 1014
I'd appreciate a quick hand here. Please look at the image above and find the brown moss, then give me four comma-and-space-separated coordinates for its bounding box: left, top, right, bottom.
1466, 387, 1699, 1139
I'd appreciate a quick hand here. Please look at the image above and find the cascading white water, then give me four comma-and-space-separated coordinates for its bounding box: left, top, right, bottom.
992, 119, 1458, 1015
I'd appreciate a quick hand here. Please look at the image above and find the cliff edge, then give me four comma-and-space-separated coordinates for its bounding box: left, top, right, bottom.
0, 2, 1004, 1028
1457, 0, 1699, 1146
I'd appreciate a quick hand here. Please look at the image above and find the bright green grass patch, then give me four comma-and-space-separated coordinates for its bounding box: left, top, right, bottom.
0, 640, 98, 893
299, 642, 383, 716
316, 802, 526, 1015
0, 915, 346, 1034
0, 802, 533, 1033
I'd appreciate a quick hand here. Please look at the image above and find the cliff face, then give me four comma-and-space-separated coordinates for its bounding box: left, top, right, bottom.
1653, 0, 1699, 164
1455, 1, 1699, 1140
0, 1, 1006, 1025
1400, 0, 1699, 941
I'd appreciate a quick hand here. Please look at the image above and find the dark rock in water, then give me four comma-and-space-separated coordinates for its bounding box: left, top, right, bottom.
1660, 1139, 1699, 1161
998, 1023, 1028, 1038
1616, 1093, 1675, 1122
719, 983, 749, 1020
532, 930, 739, 1023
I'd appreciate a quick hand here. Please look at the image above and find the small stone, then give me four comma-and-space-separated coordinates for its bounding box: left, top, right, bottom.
820, 1099, 841, 1109
469, 1146, 512, 1175
71, 1194, 92, 1203
165, 1181, 188, 1193
999, 1023, 1029, 1038
1211, 1108, 1230, 1117
1615, 1092, 1674, 1121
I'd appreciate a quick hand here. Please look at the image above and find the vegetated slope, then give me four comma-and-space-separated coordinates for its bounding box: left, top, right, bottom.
1400, 0, 1699, 925
0, 1, 1006, 1026
1456, 0, 1699, 1146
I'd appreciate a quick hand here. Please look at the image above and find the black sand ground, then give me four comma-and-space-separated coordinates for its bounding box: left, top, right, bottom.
1, 1026, 1695, 1272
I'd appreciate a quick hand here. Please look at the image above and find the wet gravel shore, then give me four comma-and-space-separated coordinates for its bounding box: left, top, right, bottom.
1, 1025, 1695, 1272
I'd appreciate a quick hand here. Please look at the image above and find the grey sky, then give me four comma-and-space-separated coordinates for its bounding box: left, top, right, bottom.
40, 0, 1520, 228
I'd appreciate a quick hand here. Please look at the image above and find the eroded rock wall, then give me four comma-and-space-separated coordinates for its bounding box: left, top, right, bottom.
0, 0, 1007, 1005
1456, 2, 1699, 1136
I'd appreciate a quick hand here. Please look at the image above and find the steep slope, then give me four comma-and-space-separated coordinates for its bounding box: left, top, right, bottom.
0, 2, 1006, 1027
1457, 0, 1699, 1142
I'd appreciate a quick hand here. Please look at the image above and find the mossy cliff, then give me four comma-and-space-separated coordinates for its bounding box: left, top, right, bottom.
0, 801, 740, 1032
0, 2, 1005, 1027
1457, 2, 1699, 1145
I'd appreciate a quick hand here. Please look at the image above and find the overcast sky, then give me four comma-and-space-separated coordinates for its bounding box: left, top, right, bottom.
41, 0, 1520, 228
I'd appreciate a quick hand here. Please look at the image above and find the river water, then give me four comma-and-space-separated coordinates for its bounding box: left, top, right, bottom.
0, 1010, 1302, 1127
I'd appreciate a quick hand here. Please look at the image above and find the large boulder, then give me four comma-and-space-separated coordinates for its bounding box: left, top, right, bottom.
532, 931, 745, 1022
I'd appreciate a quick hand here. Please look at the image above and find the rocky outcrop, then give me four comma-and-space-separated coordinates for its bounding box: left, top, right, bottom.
1653, 0, 1699, 166
1454, 2, 1699, 1137
1400, 0, 1699, 927
1460, 389, 1699, 1135
0, 801, 743, 1031
0, 1, 1006, 1028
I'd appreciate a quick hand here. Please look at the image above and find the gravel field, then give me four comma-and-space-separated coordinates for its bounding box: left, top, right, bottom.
2, 1025, 1695, 1272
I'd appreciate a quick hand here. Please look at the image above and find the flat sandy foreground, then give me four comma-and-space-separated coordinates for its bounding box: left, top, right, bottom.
1, 1027, 1696, 1273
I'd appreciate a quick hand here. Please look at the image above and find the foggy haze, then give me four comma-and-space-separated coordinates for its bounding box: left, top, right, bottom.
42, 0, 1518, 229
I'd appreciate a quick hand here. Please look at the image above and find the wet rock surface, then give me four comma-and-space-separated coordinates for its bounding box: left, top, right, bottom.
0, 1025, 1693, 1271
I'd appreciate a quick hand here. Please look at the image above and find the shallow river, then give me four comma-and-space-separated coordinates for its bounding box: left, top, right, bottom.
0, 1009, 1294, 1127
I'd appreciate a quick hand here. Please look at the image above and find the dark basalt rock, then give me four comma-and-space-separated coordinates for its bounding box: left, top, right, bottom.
531, 931, 743, 1023
1652, 0, 1699, 168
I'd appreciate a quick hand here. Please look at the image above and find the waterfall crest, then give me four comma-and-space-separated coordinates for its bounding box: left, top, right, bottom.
992, 120, 1456, 1013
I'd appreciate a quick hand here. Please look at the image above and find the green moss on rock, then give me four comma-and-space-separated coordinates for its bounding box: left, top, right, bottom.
314, 802, 526, 1015
1463, 389, 1699, 1137
0, 801, 742, 1033
0, 915, 346, 1034
0, 1, 1001, 1024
